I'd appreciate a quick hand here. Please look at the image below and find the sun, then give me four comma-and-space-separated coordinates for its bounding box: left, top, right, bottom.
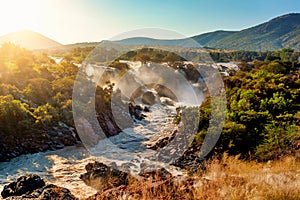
0, 0, 43, 34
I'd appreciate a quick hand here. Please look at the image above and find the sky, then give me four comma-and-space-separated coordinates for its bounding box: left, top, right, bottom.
0, 0, 299, 44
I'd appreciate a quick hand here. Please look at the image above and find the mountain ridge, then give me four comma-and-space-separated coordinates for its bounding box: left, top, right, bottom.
0, 30, 62, 50
113, 13, 300, 51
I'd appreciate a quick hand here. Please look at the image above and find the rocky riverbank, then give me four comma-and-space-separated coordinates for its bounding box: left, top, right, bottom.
0, 122, 79, 162
0, 162, 196, 200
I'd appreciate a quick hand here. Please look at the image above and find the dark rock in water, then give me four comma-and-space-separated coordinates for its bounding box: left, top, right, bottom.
97, 110, 122, 137
80, 161, 135, 191
142, 91, 156, 105
128, 102, 146, 121
144, 106, 150, 112
1, 174, 45, 198
1, 174, 77, 200
147, 130, 178, 150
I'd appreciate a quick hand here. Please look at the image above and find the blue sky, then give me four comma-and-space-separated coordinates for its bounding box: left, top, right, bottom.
0, 0, 299, 44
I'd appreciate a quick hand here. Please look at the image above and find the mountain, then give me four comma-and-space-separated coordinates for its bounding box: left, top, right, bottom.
113, 13, 300, 51
0, 30, 62, 50
204, 13, 300, 51
112, 37, 199, 47
191, 30, 237, 46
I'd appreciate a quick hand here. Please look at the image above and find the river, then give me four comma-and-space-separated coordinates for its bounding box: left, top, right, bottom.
0, 103, 184, 199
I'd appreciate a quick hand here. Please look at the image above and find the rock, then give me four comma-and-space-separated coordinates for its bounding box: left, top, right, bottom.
48, 130, 57, 137
96, 111, 122, 137
141, 91, 156, 105
1, 175, 77, 200
172, 145, 207, 174
128, 102, 146, 121
35, 184, 78, 200
154, 84, 178, 101
145, 129, 178, 150
57, 131, 63, 137
1, 174, 45, 198
54, 143, 64, 149
139, 166, 172, 180
80, 162, 135, 191
144, 106, 150, 112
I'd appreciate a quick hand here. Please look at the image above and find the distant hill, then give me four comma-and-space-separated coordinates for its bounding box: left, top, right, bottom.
0, 30, 62, 50
191, 30, 237, 46
203, 13, 300, 51
112, 13, 300, 51
112, 37, 200, 47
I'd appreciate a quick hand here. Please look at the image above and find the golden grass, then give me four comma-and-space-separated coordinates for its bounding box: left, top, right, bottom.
192, 154, 300, 200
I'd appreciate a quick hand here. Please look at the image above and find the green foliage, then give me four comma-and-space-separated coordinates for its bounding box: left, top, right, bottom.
117, 48, 185, 63
196, 52, 300, 160
255, 125, 300, 160
33, 103, 58, 127
0, 95, 33, 135
23, 78, 53, 105
0, 43, 80, 141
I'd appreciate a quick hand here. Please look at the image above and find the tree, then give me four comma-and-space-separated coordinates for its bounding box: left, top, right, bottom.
23, 78, 52, 105
0, 95, 33, 135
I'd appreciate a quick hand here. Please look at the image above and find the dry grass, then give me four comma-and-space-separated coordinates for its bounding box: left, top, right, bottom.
87, 154, 300, 200
193, 154, 300, 200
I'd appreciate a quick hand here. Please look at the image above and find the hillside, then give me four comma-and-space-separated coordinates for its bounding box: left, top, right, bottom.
112, 13, 300, 51
207, 13, 300, 51
0, 30, 62, 49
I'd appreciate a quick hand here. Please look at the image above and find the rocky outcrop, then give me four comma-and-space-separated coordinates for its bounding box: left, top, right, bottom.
145, 129, 178, 150
0, 123, 79, 162
172, 144, 207, 174
1, 174, 77, 200
80, 162, 134, 192
128, 103, 147, 120
1, 174, 45, 198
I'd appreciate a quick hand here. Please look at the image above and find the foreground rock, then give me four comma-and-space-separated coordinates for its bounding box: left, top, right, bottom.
1, 174, 78, 200
80, 162, 134, 192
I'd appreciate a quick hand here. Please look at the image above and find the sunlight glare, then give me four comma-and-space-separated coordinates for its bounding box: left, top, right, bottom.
0, 0, 43, 33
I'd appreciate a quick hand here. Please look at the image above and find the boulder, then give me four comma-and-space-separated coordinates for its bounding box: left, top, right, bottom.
128, 102, 146, 120
80, 162, 134, 191
1, 174, 45, 198
154, 84, 178, 101
1, 174, 78, 200
141, 91, 156, 105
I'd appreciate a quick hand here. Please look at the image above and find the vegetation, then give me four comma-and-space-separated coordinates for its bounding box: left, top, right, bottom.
194, 49, 300, 161
0, 42, 299, 199
0, 43, 299, 162
193, 13, 300, 51
87, 154, 300, 200
0, 43, 79, 158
